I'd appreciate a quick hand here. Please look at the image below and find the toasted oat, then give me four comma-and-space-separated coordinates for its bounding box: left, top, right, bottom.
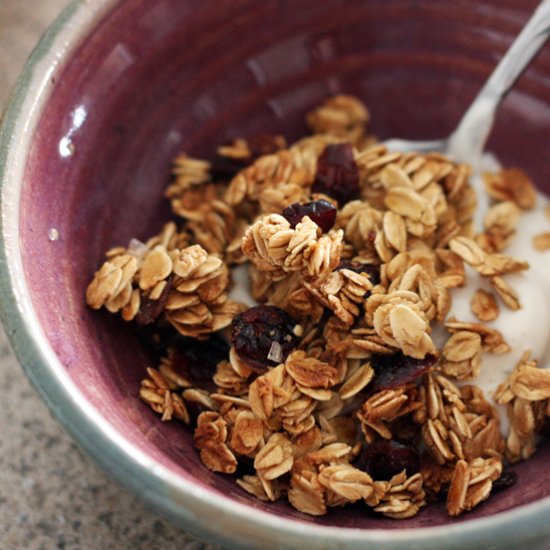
371, 471, 426, 519
230, 410, 264, 456
248, 365, 288, 420
165, 246, 245, 337
182, 388, 215, 412
446, 457, 502, 516
445, 318, 510, 354
139, 367, 190, 423
380, 163, 414, 189
490, 276, 521, 310
170, 153, 211, 192
383, 211, 408, 253
449, 237, 486, 268
436, 249, 466, 288
288, 468, 327, 516
306, 94, 370, 144
367, 291, 436, 359
440, 331, 482, 381
225, 134, 335, 206
87, 229, 244, 337
482, 201, 521, 252
495, 351, 550, 404
86, 253, 138, 311
237, 475, 282, 502
449, 236, 528, 277
533, 232, 550, 251
241, 214, 343, 279
318, 464, 374, 502
513, 366, 550, 401
478, 253, 529, 277
357, 385, 420, 442
470, 289, 499, 322
416, 374, 504, 467
285, 350, 339, 390
169, 181, 247, 262
338, 362, 374, 399
483, 168, 537, 210
304, 269, 373, 325
194, 412, 238, 474
385, 186, 436, 238
217, 138, 251, 160
139, 245, 173, 290
305, 443, 352, 465
214, 360, 250, 395
254, 433, 294, 480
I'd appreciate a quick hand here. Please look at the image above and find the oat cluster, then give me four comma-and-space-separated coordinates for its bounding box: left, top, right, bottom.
86, 95, 550, 519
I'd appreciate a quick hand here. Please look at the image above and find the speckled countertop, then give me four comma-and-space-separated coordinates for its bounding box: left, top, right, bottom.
0, 2, 217, 549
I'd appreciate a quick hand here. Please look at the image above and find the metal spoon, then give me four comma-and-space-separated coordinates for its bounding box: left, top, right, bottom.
384, 0, 550, 166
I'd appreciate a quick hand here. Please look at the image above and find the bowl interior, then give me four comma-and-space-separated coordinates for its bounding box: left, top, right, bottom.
19, 0, 550, 530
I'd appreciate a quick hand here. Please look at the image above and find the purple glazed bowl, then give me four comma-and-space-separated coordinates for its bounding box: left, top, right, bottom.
1, 1, 550, 548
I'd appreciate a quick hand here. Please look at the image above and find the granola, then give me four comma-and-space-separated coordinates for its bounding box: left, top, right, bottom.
86, 94, 550, 520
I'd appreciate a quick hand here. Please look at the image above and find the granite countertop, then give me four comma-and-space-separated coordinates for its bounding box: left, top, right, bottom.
0, 2, 217, 549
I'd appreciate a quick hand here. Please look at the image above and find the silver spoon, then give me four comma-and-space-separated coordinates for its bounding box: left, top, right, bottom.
384, 0, 550, 167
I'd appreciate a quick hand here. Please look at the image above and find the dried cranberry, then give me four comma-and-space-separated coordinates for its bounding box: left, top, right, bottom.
133, 322, 177, 354
210, 155, 248, 181
370, 352, 436, 393
231, 305, 299, 373
247, 133, 286, 158
235, 456, 256, 477
312, 143, 360, 206
336, 261, 381, 286
358, 439, 420, 481
493, 471, 517, 492
388, 416, 420, 444
135, 277, 173, 326
282, 200, 337, 232
171, 335, 229, 390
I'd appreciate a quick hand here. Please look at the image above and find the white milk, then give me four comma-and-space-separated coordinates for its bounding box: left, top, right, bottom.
443, 166, 550, 432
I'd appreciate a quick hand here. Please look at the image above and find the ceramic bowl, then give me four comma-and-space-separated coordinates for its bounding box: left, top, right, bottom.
1, 1, 550, 548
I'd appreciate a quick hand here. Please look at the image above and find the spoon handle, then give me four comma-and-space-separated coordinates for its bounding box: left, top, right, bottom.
448, 0, 550, 164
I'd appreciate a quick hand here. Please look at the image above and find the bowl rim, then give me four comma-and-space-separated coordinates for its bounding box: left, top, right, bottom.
2, 1, 550, 548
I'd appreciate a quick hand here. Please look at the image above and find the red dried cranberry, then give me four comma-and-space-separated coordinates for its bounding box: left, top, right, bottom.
336, 261, 381, 286
133, 322, 177, 354
247, 133, 286, 157
370, 352, 436, 393
231, 305, 299, 373
359, 439, 420, 481
388, 415, 419, 444
135, 276, 173, 326
210, 155, 248, 181
493, 471, 517, 492
312, 143, 360, 206
282, 199, 337, 232
171, 335, 229, 390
